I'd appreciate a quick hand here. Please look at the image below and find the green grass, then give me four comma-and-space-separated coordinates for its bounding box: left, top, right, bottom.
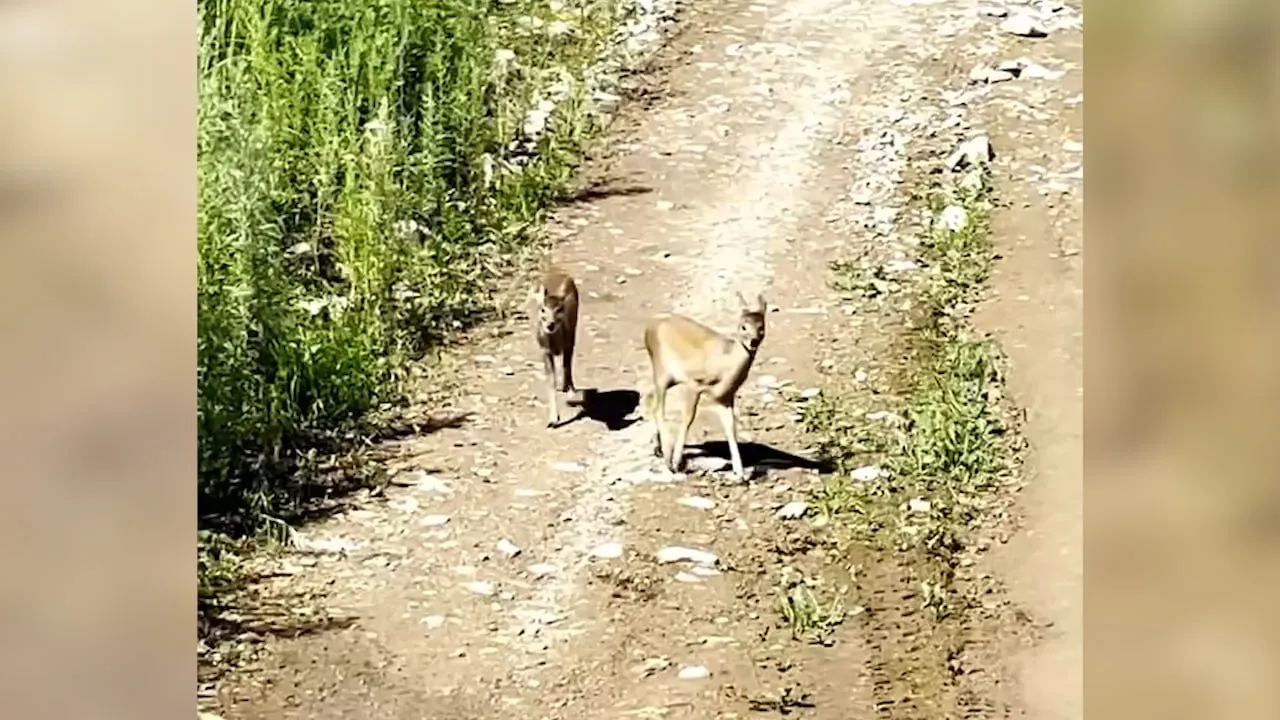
198, 0, 628, 536
196, 0, 647, 631
801, 166, 1017, 619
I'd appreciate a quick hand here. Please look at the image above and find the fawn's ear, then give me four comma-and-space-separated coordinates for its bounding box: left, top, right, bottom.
736, 291, 750, 310
755, 294, 767, 313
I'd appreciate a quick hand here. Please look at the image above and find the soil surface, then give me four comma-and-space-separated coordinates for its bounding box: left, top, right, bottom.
201, 1, 1084, 718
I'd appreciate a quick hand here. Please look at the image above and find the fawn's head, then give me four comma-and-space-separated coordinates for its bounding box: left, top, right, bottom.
537, 288, 569, 336
734, 292, 767, 353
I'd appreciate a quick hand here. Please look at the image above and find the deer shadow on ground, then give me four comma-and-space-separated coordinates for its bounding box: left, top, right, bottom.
557, 179, 654, 207
685, 440, 835, 474
558, 388, 642, 431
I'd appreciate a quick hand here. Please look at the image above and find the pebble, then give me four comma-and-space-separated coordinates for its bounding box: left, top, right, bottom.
851, 465, 884, 482
678, 496, 717, 510
947, 135, 994, 171
908, 497, 932, 514
999, 14, 1048, 37
496, 539, 522, 558
969, 66, 1015, 84
423, 615, 447, 629
800, 387, 822, 399
686, 456, 731, 474
939, 205, 969, 231
420, 514, 451, 527
528, 563, 558, 578
775, 501, 809, 519
466, 581, 495, 596
656, 546, 719, 566
678, 665, 711, 680
591, 542, 624, 559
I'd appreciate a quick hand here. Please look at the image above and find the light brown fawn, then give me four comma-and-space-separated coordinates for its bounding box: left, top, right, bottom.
643, 292, 767, 479
534, 266, 580, 427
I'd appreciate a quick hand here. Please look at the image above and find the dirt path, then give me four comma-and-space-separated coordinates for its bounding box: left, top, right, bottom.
205, 1, 1084, 718
973, 22, 1084, 720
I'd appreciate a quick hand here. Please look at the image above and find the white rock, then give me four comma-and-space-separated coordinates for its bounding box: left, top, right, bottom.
293, 536, 360, 553
420, 514, 451, 527
939, 205, 969, 232
947, 135, 995, 171
678, 665, 711, 679
423, 614, 447, 629
854, 369, 869, 383
655, 546, 719, 566
969, 66, 1015, 84
465, 581, 495, 596
908, 497, 932, 514
1021, 62, 1065, 80
800, 387, 822, 399
678, 496, 717, 510
686, 456, 731, 474
775, 501, 809, 519
1063, 139, 1083, 153
591, 542, 624, 559
474, 354, 498, 364
999, 14, 1048, 37
756, 374, 780, 388
496, 539, 522, 558
528, 563, 558, 578
851, 465, 884, 482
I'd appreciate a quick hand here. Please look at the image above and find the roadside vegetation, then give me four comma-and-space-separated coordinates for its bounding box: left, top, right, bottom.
197, 0, 633, 627
801, 163, 1019, 618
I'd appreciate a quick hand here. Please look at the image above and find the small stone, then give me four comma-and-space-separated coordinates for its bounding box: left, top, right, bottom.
999, 14, 1048, 37
656, 546, 718, 566
466, 581, 495, 596
969, 66, 1015, 84
420, 514, 451, 527
496, 539, 522, 558
854, 369, 869, 383
800, 387, 821, 399
678, 665, 711, 680
655, 200, 675, 211
638, 657, 672, 677
947, 135, 995, 171
686, 456, 731, 474
527, 563, 557, 578
939, 205, 969, 232
423, 615, 447, 629
851, 465, 884, 482
776, 501, 809, 519
1063, 139, 1083, 153
591, 542, 624, 559
1022, 62, 1065, 80
908, 497, 932, 514
678, 496, 716, 510
474, 355, 498, 364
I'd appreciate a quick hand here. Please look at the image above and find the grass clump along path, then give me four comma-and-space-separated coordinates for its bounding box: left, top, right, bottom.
198, 0, 624, 554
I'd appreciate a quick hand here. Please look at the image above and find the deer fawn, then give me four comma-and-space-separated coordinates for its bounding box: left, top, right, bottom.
643, 292, 767, 479
534, 266, 580, 427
